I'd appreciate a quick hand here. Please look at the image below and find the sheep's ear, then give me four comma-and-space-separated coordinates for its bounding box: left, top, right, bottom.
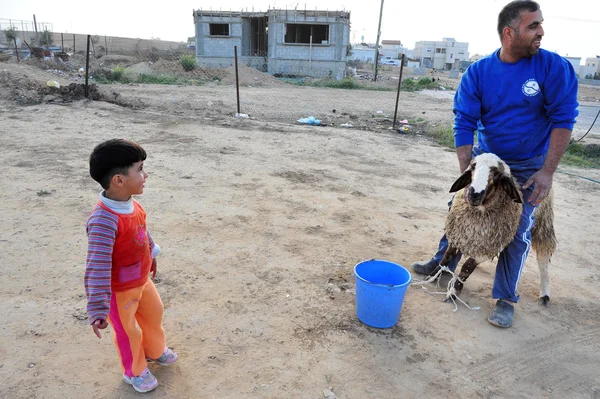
449, 170, 472, 193
499, 175, 523, 203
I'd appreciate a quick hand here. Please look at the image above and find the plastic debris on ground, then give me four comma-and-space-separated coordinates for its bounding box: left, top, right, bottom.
46, 80, 60, 89
235, 113, 249, 119
297, 116, 321, 125
340, 123, 353, 128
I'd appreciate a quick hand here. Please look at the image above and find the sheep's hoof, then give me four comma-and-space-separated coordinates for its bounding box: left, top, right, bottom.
444, 291, 460, 303
453, 280, 464, 292
539, 295, 550, 306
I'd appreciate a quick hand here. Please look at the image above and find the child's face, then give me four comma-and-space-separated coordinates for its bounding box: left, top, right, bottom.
122, 161, 148, 195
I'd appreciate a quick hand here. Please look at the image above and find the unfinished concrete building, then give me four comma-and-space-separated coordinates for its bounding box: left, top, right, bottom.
193, 9, 351, 79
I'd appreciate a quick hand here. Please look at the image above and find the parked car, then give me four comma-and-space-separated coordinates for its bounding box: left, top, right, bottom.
380, 59, 400, 66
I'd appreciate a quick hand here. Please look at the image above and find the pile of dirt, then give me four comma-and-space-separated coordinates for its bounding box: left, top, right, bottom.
97, 54, 136, 67
122, 62, 154, 80
0, 66, 99, 105
150, 59, 227, 81
221, 64, 285, 87
42, 83, 100, 103
0, 69, 45, 104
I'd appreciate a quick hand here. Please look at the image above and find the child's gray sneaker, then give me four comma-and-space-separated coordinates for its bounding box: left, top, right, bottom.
123, 368, 158, 393
155, 347, 178, 366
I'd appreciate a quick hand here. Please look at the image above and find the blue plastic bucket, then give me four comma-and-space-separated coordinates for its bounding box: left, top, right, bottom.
354, 259, 412, 328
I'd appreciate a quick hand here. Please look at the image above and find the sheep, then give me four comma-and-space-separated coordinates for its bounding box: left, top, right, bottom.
434, 153, 556, 306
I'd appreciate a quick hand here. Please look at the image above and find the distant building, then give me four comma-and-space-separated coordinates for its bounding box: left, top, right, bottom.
405, 58, 420, 68
193, 9, 351, 79
379, 39, 404, 59
585, 56, 600, 74
413, 37, 469, 70
563, 56, 581, 72
350, 46, 376, 63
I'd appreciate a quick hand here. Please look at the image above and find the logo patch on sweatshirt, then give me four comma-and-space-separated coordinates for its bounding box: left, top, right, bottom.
522, 79, 540, 97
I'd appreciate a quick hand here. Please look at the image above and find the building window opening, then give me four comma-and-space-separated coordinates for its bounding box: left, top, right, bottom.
210, 24, 230, 36
285, 24, 329, 44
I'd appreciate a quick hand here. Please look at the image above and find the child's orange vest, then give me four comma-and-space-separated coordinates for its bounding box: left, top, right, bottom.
97, 200, 152, 291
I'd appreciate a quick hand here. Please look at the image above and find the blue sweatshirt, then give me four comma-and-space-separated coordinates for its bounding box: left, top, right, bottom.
453, 48, 579, 162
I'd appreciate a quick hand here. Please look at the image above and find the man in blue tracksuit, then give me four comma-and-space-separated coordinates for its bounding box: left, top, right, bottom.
412, 0, 578, 328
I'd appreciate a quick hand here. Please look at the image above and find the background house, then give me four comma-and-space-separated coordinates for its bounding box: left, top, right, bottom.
379, 40, 404, 60
193, 9, 350, 79
349, 45, 376, 63
413, 37, 469, 70
564, 56, 581, 72
583, 56, 600, 78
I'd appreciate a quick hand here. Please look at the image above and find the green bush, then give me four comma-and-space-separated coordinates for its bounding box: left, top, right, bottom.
562, 142, 600, 168
323, 77, 361, 89
180, 54, 196, 71
111, 66, 126, 82
4, 27, 18, 42
39, 29, 54, 46
137, 73, 180, 84
401, 78, 418, 91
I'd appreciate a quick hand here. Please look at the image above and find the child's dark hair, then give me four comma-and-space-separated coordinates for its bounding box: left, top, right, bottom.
89, 139, 147, 189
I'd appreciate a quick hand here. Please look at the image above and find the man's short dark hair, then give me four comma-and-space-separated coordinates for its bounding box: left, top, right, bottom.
89, 139, 147, 189
497, 0, 540, 37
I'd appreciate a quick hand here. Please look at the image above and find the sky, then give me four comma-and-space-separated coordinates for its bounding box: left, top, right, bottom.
1, 0, 599, 62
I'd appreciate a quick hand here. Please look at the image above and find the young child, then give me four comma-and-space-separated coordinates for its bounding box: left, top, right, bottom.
85, 139, 177, 393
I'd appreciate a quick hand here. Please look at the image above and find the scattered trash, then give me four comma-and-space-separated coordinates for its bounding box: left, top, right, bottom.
323, 389, 337, 399
439, 86, 447, 91
46, 80, 60, 89
399, 119, 409, 124
297, 116, 321, 125
340, 123, 353, 128
376, 110, 383, 114
235, 113, 249, 119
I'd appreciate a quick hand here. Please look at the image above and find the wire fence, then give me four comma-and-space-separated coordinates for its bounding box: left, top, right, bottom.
0, 19, 53, 44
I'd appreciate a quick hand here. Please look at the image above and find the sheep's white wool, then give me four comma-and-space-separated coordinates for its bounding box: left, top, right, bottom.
470, 153, 510, 194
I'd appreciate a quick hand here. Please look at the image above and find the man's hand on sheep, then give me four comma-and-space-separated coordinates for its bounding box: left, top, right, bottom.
523, 168, 553, 206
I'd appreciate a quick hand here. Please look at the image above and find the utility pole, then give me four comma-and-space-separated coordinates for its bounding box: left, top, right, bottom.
373, 0, 384, 81
33, 14, 39, 44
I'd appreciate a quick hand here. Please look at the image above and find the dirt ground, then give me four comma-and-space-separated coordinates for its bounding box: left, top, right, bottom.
1, 62, 600, 399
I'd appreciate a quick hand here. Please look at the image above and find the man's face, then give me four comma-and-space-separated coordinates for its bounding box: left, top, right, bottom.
511, 9, 544, 57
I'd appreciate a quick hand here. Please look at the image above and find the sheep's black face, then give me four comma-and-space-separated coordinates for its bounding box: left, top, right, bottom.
467, 185, 486, 206
449, 153, 519, 206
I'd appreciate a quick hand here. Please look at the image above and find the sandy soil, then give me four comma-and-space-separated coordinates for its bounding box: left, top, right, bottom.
1, 62, 600, 399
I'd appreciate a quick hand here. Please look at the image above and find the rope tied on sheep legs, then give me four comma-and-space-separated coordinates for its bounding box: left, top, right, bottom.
412, 266, 481, 312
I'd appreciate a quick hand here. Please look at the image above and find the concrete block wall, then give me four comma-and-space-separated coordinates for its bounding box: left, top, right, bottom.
196, 17, 243, 58
268, 59, 346, 79
196, 56, 267, 71
272, 44, 337, 61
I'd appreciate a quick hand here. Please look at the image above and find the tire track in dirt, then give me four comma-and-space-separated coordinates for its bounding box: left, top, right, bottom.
468, 326, 600, 394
